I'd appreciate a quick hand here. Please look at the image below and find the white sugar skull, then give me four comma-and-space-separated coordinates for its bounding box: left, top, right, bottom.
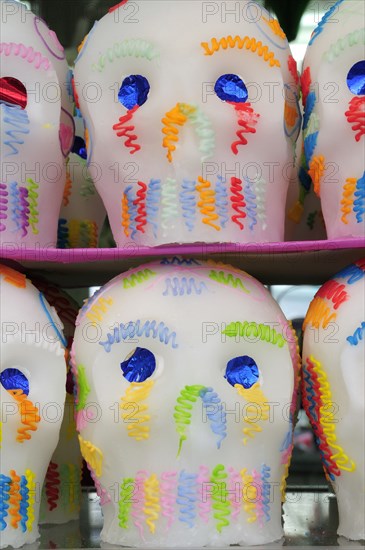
0, 0, 74, 248
33, 281, 82, 525
58, 113, 106, 248
72, 258, 300, 546
285, 105, 326, 241
302, 258, 365, 541
301, 0, 365, 239
0, 265, 66, 548
73, 0, 301, 247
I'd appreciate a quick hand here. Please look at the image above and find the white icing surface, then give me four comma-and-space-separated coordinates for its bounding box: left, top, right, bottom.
0, 265, 66, 548
74, 0, 300, 246
302, 259, 365, 541
72, 259, 298, 546
0, 0, 73, 248
302, 0, 365, 239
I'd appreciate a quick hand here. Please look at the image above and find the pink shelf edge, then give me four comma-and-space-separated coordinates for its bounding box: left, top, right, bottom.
0, 238, 364, 264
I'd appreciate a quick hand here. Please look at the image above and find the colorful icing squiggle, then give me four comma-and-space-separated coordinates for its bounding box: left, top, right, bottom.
345, 96, 365, 143
302, 356, 356, 479
0, 183, 8, 232
196, 176, 220, 231
176, 471, 197, 529
8, 389, 41, 443
163, 276, 207, 296
341, 178, 357, 224
223, 321, 285, 347
0, 42, 51, 70
210, 465, 231, 533
230, 177, 246, 230
201, 35, 280, 67
99, 320, 178, 352
121, 380, 154, 441
231, 103, 259, 154
113, 105, 141, 154
1, 104, 30, 157
234, 382, 270, 445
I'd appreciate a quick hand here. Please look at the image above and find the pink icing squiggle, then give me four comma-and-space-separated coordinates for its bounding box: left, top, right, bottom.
0, 42, 51, 70
89, 467, 111, 506
252, 469, 264, 527
75, 407, 96, 431
132, 470, 147, 542
281, 443, 293, 465
197, 465, 211, 524
228, 467, 241, 521
160, 471, 177, 531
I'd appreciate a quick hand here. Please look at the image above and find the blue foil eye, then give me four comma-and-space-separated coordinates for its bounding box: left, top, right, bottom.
0, 368, 29, 395
118, 75, 150, 110
214, 74, 248, 103
71, 135, 87, 159
121, 347, 156, 383
225, 356, 259, 389
347, 60, 365, 96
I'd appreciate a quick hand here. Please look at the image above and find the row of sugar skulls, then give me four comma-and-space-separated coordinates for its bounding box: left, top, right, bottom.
71, 0, 365, 244
1, 0, 364, 250
2, 254, 364, 547
0, 0, 106, 250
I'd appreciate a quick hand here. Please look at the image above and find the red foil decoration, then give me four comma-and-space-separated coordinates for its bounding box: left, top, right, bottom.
0, 77, 27, 109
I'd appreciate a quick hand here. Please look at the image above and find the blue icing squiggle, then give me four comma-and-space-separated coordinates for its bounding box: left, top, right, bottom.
308, 0, 345, 46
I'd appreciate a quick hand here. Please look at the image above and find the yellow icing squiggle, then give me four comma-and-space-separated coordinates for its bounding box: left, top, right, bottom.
341, 178, 356, 224
310, 356, 356, 473
143, 474, 160, 534
25, 470, 36, 531
240, 469, 257, 523
235, 382, 270, 445
78, 435, 103, 477
121, 380, 154, 441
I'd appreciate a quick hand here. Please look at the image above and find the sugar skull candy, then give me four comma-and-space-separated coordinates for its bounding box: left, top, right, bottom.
58, 113, 106, 248
301, 0, 365, 239
302, 258, 365, 541
0, 265, 66, 548
285, 104, 326, 241
73, 0, 301, 247
0, 0, 74, 248
72, 258, 300, 546
33, 280, 83, 525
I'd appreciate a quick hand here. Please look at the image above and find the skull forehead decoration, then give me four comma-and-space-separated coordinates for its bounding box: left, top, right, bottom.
0, 0, 74, 248
72, 258, 300, 547
0, 265, 66, 548
58, 114, 107, 249
301, 0, 365, 239
33, 280, 83, 525
302, 258, 365, 541
74, 0, 301, 247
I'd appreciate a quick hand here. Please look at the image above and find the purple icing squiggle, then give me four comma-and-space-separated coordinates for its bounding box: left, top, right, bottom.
18, 186, 30, 237
0, 183, 8, 232
34, 17, 66, 60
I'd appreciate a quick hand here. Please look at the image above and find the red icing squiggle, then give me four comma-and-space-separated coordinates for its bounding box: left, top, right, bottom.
133, 180, 147, 233
109, 0, 129, 12
113, 105, 141, 154
345, 96, 365, 142
288, 55, 299, 85
230, 103, 259, 154
45, 462, 60, 511
316, 279, 349, 310
230, 177, 246, 230
301, 67, 312, 107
